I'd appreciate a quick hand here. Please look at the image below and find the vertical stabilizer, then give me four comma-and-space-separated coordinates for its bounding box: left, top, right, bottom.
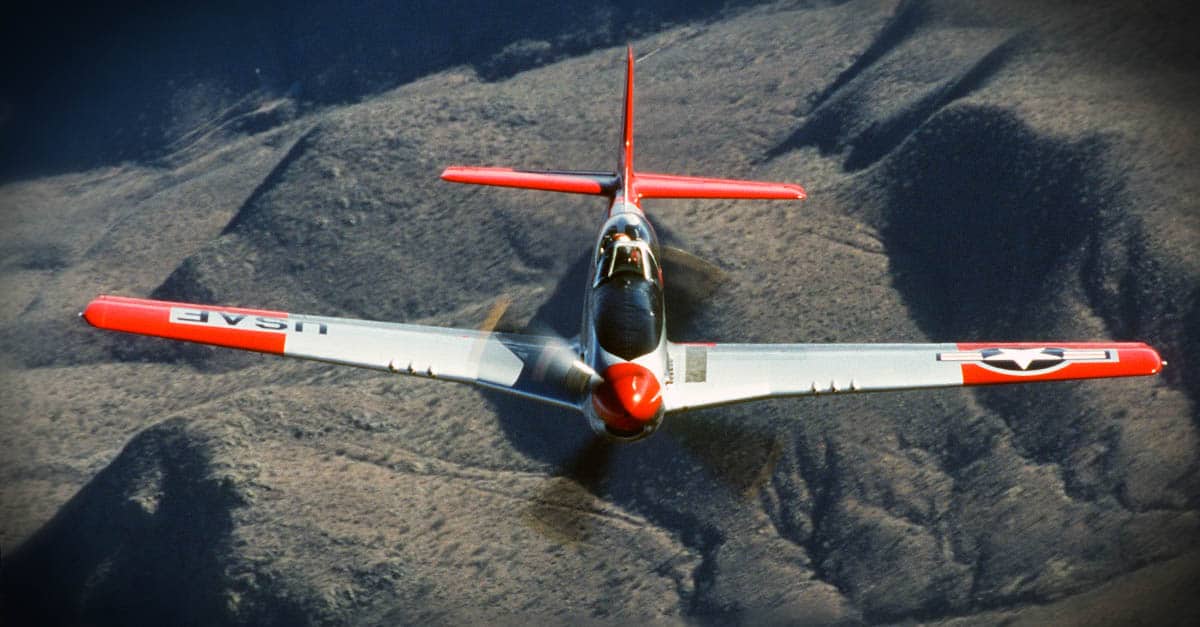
441, 46, 805, 202
620, 45, 636, 201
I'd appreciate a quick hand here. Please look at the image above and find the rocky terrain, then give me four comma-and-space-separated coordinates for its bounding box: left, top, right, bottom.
2, 0, 1198, 624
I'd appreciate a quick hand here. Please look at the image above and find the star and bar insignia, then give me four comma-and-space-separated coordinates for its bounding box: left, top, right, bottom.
937, 347, 1115, 373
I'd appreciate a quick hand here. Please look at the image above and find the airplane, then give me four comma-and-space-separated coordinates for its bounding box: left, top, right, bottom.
82, 47, 1164, 442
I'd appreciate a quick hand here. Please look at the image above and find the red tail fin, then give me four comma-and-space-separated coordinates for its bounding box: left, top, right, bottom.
441, 47, 805, 202
621, 45, 636, 201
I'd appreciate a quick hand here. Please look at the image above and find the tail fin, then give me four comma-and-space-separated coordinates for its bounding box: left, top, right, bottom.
621, 45, 636, 201
441, 47, 806, 202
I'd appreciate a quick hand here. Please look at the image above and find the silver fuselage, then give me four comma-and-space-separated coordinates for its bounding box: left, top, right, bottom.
580, 197, 669, 440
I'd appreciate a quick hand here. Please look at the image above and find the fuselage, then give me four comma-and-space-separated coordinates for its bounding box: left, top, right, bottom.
580, 196, 669, 441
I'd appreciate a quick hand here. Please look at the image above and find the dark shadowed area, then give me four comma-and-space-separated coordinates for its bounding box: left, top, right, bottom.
0, 0, 734, 179
2, 0, 1199, 624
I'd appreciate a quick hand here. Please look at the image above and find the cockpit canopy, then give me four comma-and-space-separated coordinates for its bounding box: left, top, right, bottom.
594, 214, 660, 287
598, 213, 656, 247
591, 214, 664, 360
599, 238, 656, 283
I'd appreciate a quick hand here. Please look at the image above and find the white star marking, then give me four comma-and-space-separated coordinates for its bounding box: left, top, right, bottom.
982, 348, 1058, 370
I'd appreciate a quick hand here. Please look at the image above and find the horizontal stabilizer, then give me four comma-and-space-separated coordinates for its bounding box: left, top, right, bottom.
441, 166, 618, 195
442, 166, 805, 201
636, 173, 805, 200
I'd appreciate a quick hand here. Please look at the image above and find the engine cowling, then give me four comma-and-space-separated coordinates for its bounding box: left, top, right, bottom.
590, 361, 663, 436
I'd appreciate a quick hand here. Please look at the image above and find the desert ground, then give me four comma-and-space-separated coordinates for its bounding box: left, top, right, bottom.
2, 0, 1198, 624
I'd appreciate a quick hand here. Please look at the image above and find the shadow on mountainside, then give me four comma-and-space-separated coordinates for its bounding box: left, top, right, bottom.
876, 104, 1106, 340
1, 417, 304, 627
0, 0, 742, 180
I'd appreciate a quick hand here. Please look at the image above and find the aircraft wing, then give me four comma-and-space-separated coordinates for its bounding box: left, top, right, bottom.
82, 295, 590, 410
662, 341, 1163, 413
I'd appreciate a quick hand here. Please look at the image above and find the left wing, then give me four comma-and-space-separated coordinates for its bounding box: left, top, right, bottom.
662, 341, 1163, 413
82, 295, 591, 410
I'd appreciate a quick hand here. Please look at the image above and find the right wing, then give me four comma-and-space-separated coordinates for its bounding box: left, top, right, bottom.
82, 295, 591, 410
662, 341, 1163, 413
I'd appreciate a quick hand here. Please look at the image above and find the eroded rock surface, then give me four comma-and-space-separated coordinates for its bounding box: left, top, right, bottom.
2, 0, 1198, 624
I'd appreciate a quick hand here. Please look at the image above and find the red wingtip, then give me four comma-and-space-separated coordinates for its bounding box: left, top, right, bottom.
955, 341, 1165, 384
81, 294, 288, 354
1145, 344, 1165, 375
81, 296, 109, 328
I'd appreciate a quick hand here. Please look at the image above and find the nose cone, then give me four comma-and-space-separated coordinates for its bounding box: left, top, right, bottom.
592, 362, 663, 431
605, 362, 663, 420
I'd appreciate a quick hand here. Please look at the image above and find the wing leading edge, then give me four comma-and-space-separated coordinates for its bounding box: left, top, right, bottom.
662, 341, 1163, 413
82, 295, 589, 410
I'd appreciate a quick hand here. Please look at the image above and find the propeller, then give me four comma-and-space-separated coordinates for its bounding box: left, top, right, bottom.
476, 293, 513, 334
663, 411, 788, 501
656, 244, 789, 500
480, 242, 778, 541
468, 290, 616, 539
659, 244, 728, 339
479, 243, 728, 408
477, 292, 604, 401
660, 244, 727, 288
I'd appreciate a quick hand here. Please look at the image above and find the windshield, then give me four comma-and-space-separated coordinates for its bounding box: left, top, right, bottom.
596, 239, 659, 284
609, 240, 647, 277
598, 214, 656, 251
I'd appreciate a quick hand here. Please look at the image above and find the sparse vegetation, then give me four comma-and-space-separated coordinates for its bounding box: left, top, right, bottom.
2, 0, 1198, 624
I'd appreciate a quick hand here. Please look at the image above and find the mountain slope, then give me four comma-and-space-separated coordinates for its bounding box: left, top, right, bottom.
2, 0, 1198, 623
